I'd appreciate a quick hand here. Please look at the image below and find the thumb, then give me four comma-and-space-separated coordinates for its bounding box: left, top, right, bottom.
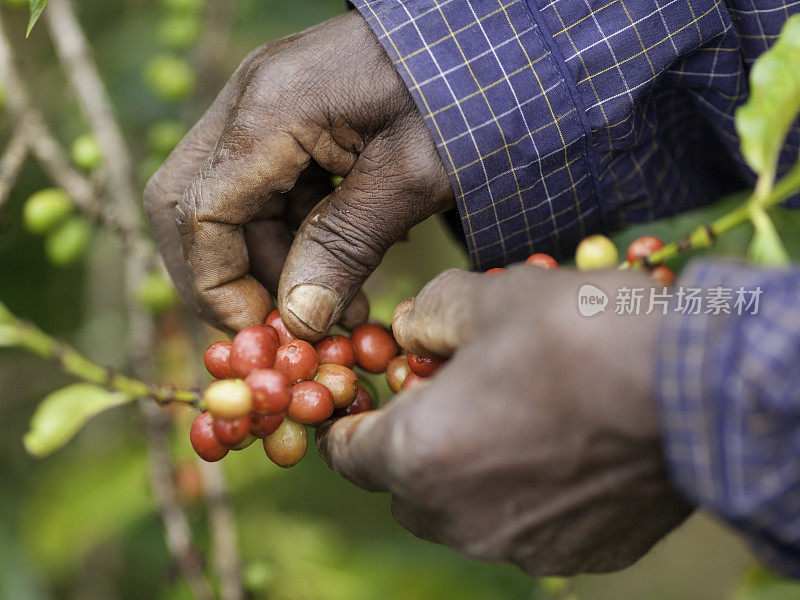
278, 128, 453, 341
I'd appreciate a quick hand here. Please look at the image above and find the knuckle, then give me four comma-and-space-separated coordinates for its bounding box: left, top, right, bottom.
175, 181, 200, 237
302, 204, 389, 278
415, 269, 468, 311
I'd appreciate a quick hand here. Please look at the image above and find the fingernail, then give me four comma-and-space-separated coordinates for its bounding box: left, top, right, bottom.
286, 284, 338, 334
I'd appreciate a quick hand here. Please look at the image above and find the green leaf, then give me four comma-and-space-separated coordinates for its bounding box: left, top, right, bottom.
0, 299, 15, 324
23, 383, 132, 457
770, 206, 800, 259
735, 14, 800, 177
26, 0, 49, 38
0, 324, 18, 347
748, 207, 790, 266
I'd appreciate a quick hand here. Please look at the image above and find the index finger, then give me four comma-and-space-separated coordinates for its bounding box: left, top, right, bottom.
178, 120, 310, 331
317, 394, 420, 493
316, 410, 395, 492
144, 57, 254, 309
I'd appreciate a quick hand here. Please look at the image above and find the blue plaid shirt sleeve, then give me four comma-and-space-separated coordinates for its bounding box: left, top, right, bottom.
349, 0, 799, 269
657, 262, 800, 578
348, 0, 800, 577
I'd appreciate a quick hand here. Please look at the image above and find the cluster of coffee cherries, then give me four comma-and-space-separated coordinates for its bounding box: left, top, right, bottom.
485, 235, 675, 286
190, 310, 446, 468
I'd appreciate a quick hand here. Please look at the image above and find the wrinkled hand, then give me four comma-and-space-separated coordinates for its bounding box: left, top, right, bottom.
144, 11, 453, 335
318, 267, 692, 575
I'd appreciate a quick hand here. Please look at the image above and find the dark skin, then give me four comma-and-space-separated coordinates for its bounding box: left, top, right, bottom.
144, 10, 453, 334
145, 11, 692, 575
321, 266, 691, 575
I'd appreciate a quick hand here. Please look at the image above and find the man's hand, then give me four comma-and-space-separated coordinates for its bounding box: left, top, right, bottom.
144, 11, 454, 335
318, 267, 692, 575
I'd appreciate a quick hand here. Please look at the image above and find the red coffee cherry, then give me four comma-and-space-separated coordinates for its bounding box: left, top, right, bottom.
407, 353, 446, 378
203, 341, 236, 379
315, 335, 356, 369
314, 364, 359, 409
402, 372, 427, 391
265, 309, 297, 345
334, 385, 374, 417
244, 369, 291, 414
385, 355, 410, 393
212, 415, 252, 447
190, 412, 229, 462
174, 462, 205, 504
264, 419, 307, 468
485, 267, 505, 274
204, 379, 253, 420
230, 325, 279, 377
652, 265, 676, 287
627, 236, 665, 264
274, 340, 319, 383
525, 253, 559, 270
288, 381, 334, 424
350, 323, 398, 374
250, 412, 285, 438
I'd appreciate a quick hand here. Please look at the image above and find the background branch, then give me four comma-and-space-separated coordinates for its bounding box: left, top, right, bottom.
0, 126, 28, 224
2, 3, 246, 596
202, 461, 244, 600
0, 13, 142, 246
44, 0, 139, 224
40, 4, 230, 597
142, 402, 217, 600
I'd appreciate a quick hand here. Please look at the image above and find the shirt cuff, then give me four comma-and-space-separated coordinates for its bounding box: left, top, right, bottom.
656, 260, 800, 578
349, 0, 603, 268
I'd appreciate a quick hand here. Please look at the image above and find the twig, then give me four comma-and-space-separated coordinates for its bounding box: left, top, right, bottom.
624, 161, 800, 269
141, 402, 217, 600
0, 127, 28, 225
0, 305, 201, 405
201, 462, 244, 600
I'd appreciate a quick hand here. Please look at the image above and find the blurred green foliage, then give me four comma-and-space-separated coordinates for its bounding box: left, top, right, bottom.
0, 1, 798, 600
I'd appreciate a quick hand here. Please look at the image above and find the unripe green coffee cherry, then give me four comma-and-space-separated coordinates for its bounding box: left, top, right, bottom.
23, 188, 73, 235
243, 561, 275, 595
539, 577, 569, 595
144, 54, 196, 102
70, 134, 103, 171
146, 120, 186, 157
157, 14, 202, 49
44, 216, 91, 266
575, 235, 619, 270
161, 0, 204, 13
137, 270, 179, 314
